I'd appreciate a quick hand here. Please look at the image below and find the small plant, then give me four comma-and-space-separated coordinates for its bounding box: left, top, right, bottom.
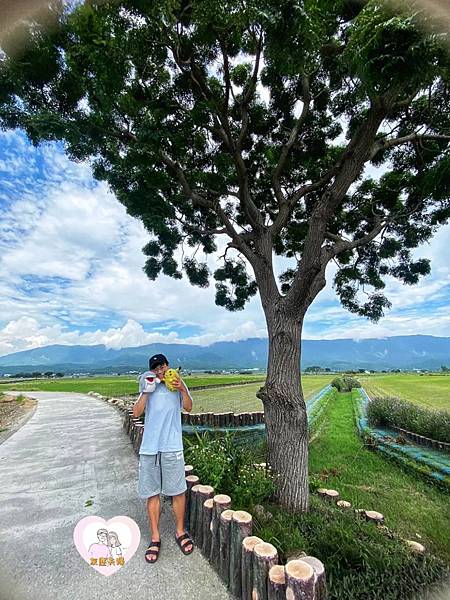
331, 376, 361, 392
184, 429, 276, 508
367, 396, 450, 443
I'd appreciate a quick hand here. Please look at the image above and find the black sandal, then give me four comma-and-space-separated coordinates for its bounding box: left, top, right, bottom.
175, 532, 194, 555
145, 540, 161, 563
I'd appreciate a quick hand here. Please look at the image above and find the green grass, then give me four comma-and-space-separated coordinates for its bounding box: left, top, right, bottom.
309, 390, 450, 564
190, 375, 333, 413
0, 373, 332, 412
0, 373, 266, 396
360, 374, 450, 412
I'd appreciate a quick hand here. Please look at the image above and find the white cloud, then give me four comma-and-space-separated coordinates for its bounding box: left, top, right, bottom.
0, 133, 449, 358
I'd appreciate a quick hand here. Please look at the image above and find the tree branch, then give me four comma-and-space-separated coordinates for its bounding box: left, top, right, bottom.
370, 132, 450, 159
272, 75, 311, 205
325, 216, 386, 258
160, 153, 214, 209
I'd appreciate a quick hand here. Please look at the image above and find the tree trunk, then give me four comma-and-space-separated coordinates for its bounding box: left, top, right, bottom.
256, 309, 309, 512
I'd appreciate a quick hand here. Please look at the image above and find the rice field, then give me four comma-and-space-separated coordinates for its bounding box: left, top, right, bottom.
190, 375, 333, 413
359, 374, 450, 412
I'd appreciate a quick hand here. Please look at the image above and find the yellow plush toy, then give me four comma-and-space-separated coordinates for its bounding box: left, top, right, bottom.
164, 367, 181, 391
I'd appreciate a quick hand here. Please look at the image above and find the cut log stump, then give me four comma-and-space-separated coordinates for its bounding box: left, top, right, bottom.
285, 560, 315, 600
241, 536, 263, 600
268, 565, 286, 600
251, 541, 278, 600
229, 510, 253, 597
210, 494, 232, 569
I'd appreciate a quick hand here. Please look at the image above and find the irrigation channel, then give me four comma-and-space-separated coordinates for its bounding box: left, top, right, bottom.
181, 385, 333, 449
355, 388, 450, 489
181, 384, 450, 490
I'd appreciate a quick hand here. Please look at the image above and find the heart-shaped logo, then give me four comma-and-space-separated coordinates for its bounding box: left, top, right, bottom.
73, 516, 141, 576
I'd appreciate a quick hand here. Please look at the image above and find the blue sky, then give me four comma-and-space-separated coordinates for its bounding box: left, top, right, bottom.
0, 128, 449, 357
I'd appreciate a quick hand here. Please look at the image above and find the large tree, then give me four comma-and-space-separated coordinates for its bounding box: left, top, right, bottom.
1, 0, 449, 511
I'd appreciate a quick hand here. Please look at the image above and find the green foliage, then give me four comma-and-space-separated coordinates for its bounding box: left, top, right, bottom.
183, 429, 276, 509
0, 0, 449, 320
255, 495, 448, 600
367, 395, 450, 443
331, 376, 361, 392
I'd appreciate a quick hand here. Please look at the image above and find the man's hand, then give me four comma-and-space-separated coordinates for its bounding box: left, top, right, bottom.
171, 377, 186, 392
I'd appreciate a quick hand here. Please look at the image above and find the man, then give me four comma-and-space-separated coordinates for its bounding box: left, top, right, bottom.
133, 353, 194, 564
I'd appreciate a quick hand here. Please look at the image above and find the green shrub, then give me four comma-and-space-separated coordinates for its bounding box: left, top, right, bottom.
183, 429, 276, 509
254, 495, 448, 600
367, 396, 450, 443
331, 376, 361, 392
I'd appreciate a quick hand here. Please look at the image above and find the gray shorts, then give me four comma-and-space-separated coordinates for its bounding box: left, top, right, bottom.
138, 451, 187, 499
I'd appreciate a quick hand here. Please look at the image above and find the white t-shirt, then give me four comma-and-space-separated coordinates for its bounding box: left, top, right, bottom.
137, 371, 192, 455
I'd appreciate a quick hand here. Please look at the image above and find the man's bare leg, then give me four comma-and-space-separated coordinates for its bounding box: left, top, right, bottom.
172, 492, 193, 552
146, 494, 161, 562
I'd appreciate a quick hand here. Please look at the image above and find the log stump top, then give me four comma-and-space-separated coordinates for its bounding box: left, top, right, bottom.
337, 500, 352, 508
300, 556, 325, 576
204, 498, 214, 508
213, 494, 232, 505
191, 483, 203, 493
232, 510, 252, 524
254, 541, 278, 558
186, 475, 200, 484
285, 559, 314, 580
405, 540, 426, 554
220, 509, 235, 522
365, 510, 384, 522
268, 564, 286, 584
242, 536, 264, 551
199, 484, 215, 495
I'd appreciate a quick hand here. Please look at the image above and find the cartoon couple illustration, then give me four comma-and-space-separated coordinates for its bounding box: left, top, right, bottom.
88, 528, 123, 560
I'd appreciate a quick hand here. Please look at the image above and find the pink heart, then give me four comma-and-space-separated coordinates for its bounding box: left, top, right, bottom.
73, 515, 141, 576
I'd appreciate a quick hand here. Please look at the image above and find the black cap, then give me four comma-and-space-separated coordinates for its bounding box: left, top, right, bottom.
149, 353, 169, 370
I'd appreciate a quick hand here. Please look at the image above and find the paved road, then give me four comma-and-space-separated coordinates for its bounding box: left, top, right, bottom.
0, 391, 232, 600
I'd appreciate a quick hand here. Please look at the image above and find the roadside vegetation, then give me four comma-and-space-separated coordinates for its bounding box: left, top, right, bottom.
184, 385, 450, 600
360, 374, 450, 412
367, 396, 450, 443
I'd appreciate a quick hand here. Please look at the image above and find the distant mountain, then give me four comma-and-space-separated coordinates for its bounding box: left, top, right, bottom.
0, 335, 449, 374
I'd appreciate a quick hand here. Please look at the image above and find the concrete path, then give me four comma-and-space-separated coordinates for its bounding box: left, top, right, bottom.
0, 391, 232, 600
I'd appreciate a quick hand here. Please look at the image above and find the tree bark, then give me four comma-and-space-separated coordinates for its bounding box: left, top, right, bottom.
256, 308, 309, 512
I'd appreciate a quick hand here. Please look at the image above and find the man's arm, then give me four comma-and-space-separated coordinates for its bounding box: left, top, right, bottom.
132, 392, 149, 418
180, 386, 193, 413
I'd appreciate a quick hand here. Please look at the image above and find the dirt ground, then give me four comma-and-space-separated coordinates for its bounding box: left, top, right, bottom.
0, 393, 37, 439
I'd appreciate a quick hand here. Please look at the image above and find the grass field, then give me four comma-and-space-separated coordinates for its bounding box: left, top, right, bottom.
190, 375, 332, 413
0, 373, 266, 396
309, 389, 450, 564
0, 373, 332, 413
359, 374, 450, 412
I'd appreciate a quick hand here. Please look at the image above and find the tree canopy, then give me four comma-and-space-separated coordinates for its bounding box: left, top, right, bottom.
1, 0, 449, 322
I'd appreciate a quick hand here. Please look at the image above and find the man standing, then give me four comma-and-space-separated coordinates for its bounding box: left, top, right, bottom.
133, 353, 194, 563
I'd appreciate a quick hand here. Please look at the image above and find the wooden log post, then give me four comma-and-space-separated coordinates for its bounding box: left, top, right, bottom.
268, 565, 286, 600
123, 409, 133, 431
336, 500, 352, 509
133, 424, 144, 453
219, 509, 235, 586
229, 511, 253, 598
251, 541, 279, 600
196, 485, 215, 549
185, 476, 200, 534
241, 536, 263, 600
210, 494, 232, 568
202, 498, 214, 556
364, 510, 384, 525
285, 560, 315, 600
185, 464, 194, 476
189, 484, 203, 541
318, 489, 339, 503
300, 556, 326, 600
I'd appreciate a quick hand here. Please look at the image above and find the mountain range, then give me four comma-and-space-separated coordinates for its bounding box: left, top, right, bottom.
0, 335, 449, 374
